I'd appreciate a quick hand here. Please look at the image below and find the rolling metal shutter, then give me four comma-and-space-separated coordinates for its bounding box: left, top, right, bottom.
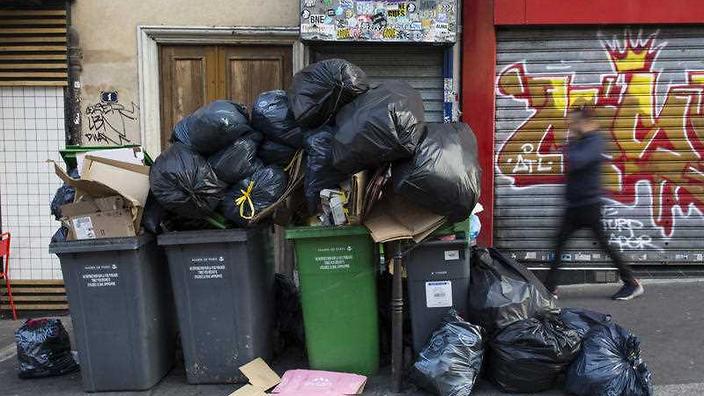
312, 44, 445, 122
494, 26, 704, 267
0, 5, 68, 87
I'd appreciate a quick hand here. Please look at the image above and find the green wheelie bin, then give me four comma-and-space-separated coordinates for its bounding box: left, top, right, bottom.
285, 225, 379, 376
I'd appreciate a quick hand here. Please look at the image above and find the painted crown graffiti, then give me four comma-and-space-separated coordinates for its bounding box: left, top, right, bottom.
496, 31, 704, 238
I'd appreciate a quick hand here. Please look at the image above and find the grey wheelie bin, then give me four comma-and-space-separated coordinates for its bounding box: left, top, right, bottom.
405, 238, 471, 353
49, 234, 176, 392
158, 228, 274, 384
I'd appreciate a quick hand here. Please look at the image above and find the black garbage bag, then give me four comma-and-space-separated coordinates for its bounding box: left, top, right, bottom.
16, 318, 79, 379
489, 314, 582, 393
50, 227, 69, 243
219, 166, 288, 225
274, 274, 305, 354
252, 90, 304, 148
304, 127, 348, 212
207, 133, 263, 184
289, 58, 369, 128
566, 323, 653, 396
468, 247, 559, 335
141, 192, 167, 234
171, 100, 253, 155
50, 168, 79, 220
560, 307, 612, 338
259, 139, 297, 167
411, 309, 484, 396
332, 80, 425, 174
393, 122, 481, 223
150, 142, 227, 219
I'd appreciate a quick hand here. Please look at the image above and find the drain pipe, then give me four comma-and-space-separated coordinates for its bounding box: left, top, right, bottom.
65, 1, 82, 146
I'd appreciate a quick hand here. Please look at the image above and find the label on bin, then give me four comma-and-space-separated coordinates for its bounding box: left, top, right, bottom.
444, 250, 460, 261
314, 246, 354, 271
425, 281, 453, 308
81, 264, 119, 288
189, 256, 226, 280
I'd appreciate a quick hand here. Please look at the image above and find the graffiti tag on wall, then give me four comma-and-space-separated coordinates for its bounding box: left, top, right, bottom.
496, 31, 704, 245
84, 96, 136, 145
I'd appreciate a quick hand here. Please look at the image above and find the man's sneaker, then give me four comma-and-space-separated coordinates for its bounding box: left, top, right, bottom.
612, 281, 644, 301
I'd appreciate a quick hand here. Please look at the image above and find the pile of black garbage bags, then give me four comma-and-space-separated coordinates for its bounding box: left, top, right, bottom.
411, 247, 653, 396
146, 58, 481, 231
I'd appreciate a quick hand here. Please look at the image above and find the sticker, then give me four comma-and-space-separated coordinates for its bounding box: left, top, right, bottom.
575, 253, 592, 261
426, 281, 453, 308
408, 3, 417, 13
315, 245, 354, 271
524, 251, 537, 260
310, 14, 326, 24
189, 256, 226, 280
301, 9, 311, 19
337, 28, 351, 39
696, 254, 703, 262
444, 250, 460, 261
82, 264, 119, 288
382, 27, 397, 39
72, 216, 96, 239
303, 0, 316, 7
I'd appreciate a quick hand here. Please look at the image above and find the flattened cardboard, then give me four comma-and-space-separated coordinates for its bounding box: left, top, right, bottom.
229, 384, 269, 396
81, 155, 150, 205
239, 358, 281, 391
76, 147, 145, 177
364, 194, 446, 243
272, 369, 367, 395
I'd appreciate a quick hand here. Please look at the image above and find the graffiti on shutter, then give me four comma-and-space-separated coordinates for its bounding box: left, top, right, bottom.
495, 28, 704, 265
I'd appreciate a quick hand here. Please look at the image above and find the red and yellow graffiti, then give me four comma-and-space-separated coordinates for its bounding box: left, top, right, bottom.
496, 33, 704, 237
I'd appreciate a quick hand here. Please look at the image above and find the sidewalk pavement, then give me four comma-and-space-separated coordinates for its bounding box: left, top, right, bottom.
0, 279, 702, 395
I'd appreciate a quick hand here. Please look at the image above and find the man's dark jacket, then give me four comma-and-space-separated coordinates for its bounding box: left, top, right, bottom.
564, 132, 605, 208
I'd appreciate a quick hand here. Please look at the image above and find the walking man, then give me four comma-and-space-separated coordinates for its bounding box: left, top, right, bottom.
545, 105, 644, 300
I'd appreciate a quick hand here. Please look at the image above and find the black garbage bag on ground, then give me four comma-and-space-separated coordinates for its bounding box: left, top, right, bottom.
304, 127, 348, 212
411, 309, 484, 396
289, 58, 369, 128
560, 307, 612, 338
566, 323, 653, 396
207, 133, 263, 184
274, 274, 305, 354
171, 100, 253, 155
489, 314, 582, 393
150, 142, 227, 218
219, 166, 288, 225
332, 80, 425, 174
468, 247, 559, 335
50, 168, 79, 220
252, 90, 304, 148
259, 139, 297, 167
16, 318, 79, 379
393, 122, 481, 223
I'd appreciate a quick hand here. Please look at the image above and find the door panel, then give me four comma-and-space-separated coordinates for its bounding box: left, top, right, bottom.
219, 46, 293, 110
159, 46, 218, 147
159, 44, 293, 149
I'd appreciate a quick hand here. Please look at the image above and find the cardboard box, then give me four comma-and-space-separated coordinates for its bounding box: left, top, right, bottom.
61, 196, 135, 240
76, 147, 145, 177
52, 156, 150, 240
364, 194, 446, 243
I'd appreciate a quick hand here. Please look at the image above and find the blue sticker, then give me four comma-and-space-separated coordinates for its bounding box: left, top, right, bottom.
335, 6, 344, 16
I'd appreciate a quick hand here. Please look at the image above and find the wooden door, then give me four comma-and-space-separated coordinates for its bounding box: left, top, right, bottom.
159, 44, 293, 149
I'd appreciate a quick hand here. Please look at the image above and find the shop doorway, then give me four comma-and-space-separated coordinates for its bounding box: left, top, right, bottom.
158, 44, 293, 149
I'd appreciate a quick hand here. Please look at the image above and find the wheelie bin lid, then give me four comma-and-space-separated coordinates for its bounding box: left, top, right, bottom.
285, 225, 369, 240
49, 233, 155, 254
157, 229, 255, 246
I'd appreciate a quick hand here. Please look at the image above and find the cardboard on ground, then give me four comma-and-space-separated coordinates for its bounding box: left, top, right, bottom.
231, 358, 367, 396
364, 194, 446, 243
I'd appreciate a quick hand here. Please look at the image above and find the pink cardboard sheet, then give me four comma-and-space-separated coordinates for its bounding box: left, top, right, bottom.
272, 369, 367, 395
